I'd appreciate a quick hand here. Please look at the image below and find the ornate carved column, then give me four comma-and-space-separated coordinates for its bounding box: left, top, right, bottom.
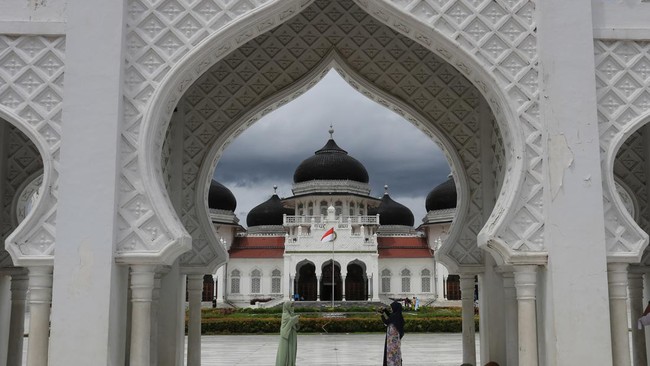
608, 263, 631, 366
460, 273, 476, 365
502, 271, 518, 366
7, 269, 28, 366
26, 266, 53, 366
341, 275, 346, 301
514, 265, 538, 366
186, 274, 203, 366
628, 270, 647, 366
129, 265, 156, 366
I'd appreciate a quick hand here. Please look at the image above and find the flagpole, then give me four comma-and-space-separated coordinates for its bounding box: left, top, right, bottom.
331, 236, 334, 308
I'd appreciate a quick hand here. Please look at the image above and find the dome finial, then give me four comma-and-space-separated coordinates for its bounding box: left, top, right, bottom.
273, 185, 278, 194
384, 184, 389, 195
328, 124, 334, 139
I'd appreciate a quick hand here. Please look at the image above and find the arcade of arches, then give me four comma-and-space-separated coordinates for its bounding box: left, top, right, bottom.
2, 1, 650, 366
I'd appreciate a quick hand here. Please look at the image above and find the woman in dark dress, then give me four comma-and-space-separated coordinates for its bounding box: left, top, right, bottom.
380, 301, 405, 366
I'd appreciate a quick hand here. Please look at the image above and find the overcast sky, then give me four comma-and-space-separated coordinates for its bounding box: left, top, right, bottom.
213, 70, 451, 226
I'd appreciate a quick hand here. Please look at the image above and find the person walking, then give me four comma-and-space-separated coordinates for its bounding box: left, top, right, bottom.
380, 301, 405, 366
275, 301, 300, 366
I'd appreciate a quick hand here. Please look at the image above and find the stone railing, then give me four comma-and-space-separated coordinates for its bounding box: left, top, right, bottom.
283, 215, 379, 226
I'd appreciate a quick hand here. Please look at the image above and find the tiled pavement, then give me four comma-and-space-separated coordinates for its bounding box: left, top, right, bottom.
194, 333, 476, 366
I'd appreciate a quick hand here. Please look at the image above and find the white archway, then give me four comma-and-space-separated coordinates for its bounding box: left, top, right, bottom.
133, 0, 530, 268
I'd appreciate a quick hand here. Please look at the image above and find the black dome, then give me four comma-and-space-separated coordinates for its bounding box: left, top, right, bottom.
246, 194, 293, 227
293, 139, 369, 184
208, 180, 237, 211
378, 193, 414, 227
425, 177, 457, 211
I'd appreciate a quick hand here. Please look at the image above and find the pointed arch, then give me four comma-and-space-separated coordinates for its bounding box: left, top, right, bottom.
137, 0, 528, 268
0, 107, 54, 267
604, 111, 650, 262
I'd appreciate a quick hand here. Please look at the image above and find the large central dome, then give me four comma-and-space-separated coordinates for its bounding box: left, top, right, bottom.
293, 129, 369, 184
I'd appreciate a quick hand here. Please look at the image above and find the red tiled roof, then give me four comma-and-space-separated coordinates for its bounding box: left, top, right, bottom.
377, 236, 433, 258
228, 236, 285, 258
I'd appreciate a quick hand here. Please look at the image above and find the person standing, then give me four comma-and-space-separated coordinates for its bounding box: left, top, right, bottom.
275, 301, 300, 366
380, 301, 405, 366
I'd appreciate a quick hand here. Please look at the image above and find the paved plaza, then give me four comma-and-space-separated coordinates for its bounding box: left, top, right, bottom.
193, 333, 474, 366
18, 333, 473, 366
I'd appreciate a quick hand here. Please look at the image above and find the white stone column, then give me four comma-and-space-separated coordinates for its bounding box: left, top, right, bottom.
7, 270, 28, 366
537, 0, 613, 364
157, 263, 185, 366
342, 275, 346, 301
608, 263, 631, 366
514, 265, 538, 366
0, 273, 10, 366
26, 266, 53, 366
502, 271, 518, 366
629, 270, 646, 366
129, 265, 156, 366
187, 274, 203, 366
316, 276, 321, 300
460, 273, 476, 365
150, 271, 164, 366
49, 0, 129, 364
288, 275, 294, 300
372, 271, 380, 302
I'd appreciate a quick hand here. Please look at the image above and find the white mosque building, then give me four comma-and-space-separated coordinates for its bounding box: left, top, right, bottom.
207, 128, 457, 308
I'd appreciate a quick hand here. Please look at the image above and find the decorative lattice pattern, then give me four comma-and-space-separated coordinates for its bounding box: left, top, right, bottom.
0, 35, 64, 263
595, 40, 650, 257
119, 0, 541, 266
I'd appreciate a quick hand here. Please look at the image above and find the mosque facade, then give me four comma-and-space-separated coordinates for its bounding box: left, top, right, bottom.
2, 1, 650, 366
207, 129, 455, 308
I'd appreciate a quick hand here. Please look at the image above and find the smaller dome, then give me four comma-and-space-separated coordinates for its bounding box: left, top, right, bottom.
378, 187, 414, 227
208, 180, 237, 211
425, 177, 457, 211
246, 188, 294, 227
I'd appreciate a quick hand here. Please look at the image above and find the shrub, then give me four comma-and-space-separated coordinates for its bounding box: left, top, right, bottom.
199, 316, 478, 334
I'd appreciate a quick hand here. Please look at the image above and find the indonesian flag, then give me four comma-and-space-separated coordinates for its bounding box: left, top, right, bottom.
321, 227, 336, 242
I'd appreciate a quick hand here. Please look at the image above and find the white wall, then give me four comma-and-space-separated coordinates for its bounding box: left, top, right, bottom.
378, 258, 436, 303
0, 0, 66, 23
592, 0, 650, 37
226, 258, 284, 306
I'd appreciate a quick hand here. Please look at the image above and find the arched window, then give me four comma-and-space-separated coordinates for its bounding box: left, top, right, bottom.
381, 269, 391, 293
349, 202, 355, 216
335, 201, 343, 216
308, 202, 314, 216
251, 269, 261, 294
421, 269, 431, 293
271, 269, 282, 294
359, 204, 365, 215
298, 203, 304, 216
320, 201, 328, 215
231, 269, 240, 294
401, 269, 411, 293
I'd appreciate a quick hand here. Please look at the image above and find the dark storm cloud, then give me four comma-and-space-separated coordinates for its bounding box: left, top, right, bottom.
213, 70, 451, 225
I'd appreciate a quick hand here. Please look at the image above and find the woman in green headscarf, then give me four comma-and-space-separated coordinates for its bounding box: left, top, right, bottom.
275, 301, 300, 366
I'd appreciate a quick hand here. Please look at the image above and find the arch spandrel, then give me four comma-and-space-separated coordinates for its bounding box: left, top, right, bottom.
595, 40, 650, 262
124, 0, 542, 266
0, 35, 64, 267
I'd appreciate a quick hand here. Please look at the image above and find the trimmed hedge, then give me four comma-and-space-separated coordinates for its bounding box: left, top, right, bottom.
200, 316, 478, 334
